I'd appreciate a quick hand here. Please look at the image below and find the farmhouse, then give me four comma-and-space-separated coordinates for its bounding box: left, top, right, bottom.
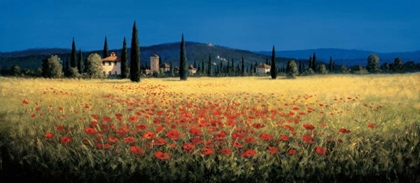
160, 63, 170, 72
256, 63, 271, 74
188, 65, 197, 75
102, 52, 121, 76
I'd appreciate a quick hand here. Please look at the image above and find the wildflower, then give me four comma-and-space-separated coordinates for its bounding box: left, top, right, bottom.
153, 138, 166, 146
124, 136, 135, 143
189, 128, 203, 136
142, 131, 156, 139
91, 115, 100, 120
316, 147, 327, 155
191, 137, 204, 145
303, 124, 315, 130
201, 148, 215, 155
244, 136, 256, 144
115, 113, 123, 121
302, 134, 314, 144
44, 132, 54, 139
56, 125, 64, 131
368, 124, 375, 129
241, 149, 256, 158
288, 148, 297, 155
60, 136, 71, 144
108, 136, 120, 144
214, 131, 226, 140
31, 113, 36, 118
280, 135, 289, 141
130, 146, 145, 155
233, 141, 243, 148
22, 100, 29, 104
182, 143, 195, 153
84, 127, 97, 135
338, 128, 351, 134
268, 146, 278, 154
154, 151, 170, 160
260, 133, 273, 141
128, 116, 138, 123
220, 148, 232, 155
165, 129, 180, 140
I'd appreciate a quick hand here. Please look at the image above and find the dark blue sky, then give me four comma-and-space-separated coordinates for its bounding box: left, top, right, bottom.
1, 0, 419, 52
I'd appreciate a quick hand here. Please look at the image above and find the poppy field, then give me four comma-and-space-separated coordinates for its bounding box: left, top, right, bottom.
1, 74, 420, 182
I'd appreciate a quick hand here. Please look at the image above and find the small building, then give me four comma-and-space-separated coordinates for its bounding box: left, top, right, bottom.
188, 65, 197, 75
150, 54, 159, 74
102, 52, 121, 76
256, 63, 271, 74
160, 63, 170, 72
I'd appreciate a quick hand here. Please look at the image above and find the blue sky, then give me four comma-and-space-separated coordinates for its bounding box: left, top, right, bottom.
1, 0, 419, 52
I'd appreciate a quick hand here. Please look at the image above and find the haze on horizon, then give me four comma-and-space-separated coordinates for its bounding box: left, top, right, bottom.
1, 0, 419, 53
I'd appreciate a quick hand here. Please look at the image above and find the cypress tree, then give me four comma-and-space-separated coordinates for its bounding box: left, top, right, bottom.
179, 34, 188, 80
270, 46, 277, 79
77, 49, 83, 74
227, 59, 230, 75
170, 61, 174, 77
308, 56, 312, 70
103, 36, 109, 58
231, 58, 234, 73
312, 52, 317, 72
298, 61, 302, 73
328, 56, 333, 72
120, 37, 128, 79
208, 54, 212, 76
201, 60, 205, 75
220, 61, 223, 75
71, 38, 77, 68
130, 21, 141, 82
241, 56, 245, 75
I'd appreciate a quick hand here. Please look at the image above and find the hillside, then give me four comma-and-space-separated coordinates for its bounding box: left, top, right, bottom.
0, 42, 306, 71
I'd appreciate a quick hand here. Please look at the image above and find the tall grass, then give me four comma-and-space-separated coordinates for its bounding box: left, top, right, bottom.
0, 74, 419, 182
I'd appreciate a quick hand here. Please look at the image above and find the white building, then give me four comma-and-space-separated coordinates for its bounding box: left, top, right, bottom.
256, 63, 271, 74
102, 52, 121, 76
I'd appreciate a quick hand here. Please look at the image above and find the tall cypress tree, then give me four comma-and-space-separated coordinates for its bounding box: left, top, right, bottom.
78, 49, 83, 73
71, 38, 77, 68
270, 46, 277, 79
220, 61, 223, 75
308, 56, 312, 70
241, 56, 245, 75
170, 61, 174, 77
130, 21, 141, 82
201, 60, 205, 75
231, 58, 234, 73
120, 37, 128, 79
208, 54, 212, 76
312, 52, 317, 72
179, 34, 188, 80
103, 36, 109, 58
298, 61, 302, 73
328, 56, 333, 72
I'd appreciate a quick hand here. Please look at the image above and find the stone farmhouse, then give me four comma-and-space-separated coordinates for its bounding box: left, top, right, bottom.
102, 52, 121, 77
256, 63, 271, 74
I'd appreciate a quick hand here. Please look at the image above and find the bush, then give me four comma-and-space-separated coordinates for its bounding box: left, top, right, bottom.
42, 55, 63, 78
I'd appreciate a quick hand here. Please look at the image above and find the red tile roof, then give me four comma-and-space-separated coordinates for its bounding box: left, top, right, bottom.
102, 52, 121, 62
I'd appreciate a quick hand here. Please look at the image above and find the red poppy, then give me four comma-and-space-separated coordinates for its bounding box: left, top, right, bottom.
285, 125, 294, 132
142, 131, 156, 139
182, 143, 195, 153
214, 131, 226, 140
115, 113, 123, 121
189, 128, 203, 136
268, 146, 278, 154
233, 141, 243, 148
260, 133, 273, 141
60, 136, 71, 144
220, 148, 232, 155
102, 116, 112, 123
280, 135, 289, 141
129, 116, 138, 123
56, 125, 65, 131
251, 123, 265, 129
103, 143, 111, 149
82, 139, 90, 145
165, 129, 180, 140
201, 148, 215, 155
156, 125, 165, 132
84, 127, 97, 135
368, 124, 375, 129
168, 143, 177, 149
154, 151, 170, 160
124, 136, 135, 143
22, 99, 29, 104
303, 124, 315, 130
130, 146, 145, 155
91, 115, 100, 120
153, 138, 166, 146
44, 132, 54, 139
338, 128, 351, 134
31, 113, 36, 118
108, 136, 120, 143
241, 149, 256, 157
292, 107, 300, 111
135, 124, 147, 130
302, 135, 314, 144
191, 137, 204, 145
316, 147, 327, 155
288, 148, 297, 155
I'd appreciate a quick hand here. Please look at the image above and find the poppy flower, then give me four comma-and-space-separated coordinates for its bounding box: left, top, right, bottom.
129, 116, 138, 123
91, 115, 100, 120
214, 131, 226, 140
130, 146, 145, 155
56, 125, 65, 131
31, 113, 36, 118
154, 151, 170, 160
108, 136, 120, 143
302, 135, 314, 144
280, 135, 289, 141
288, 149, 297, 155
252, 123, 265, 129
191, 137, 204, 145
241, 149, 256, 158
316, 147, 327, 155
260, 133, 273, 141
84, 127, 97, 135
338, 128, 351, 134
22, 100, 29, 104
142, 131, 156, 139
201, 148, 215, 155
189, 128, 203, 136
268, 146, 278, 154
182, 143, 195, 153
165, 129, 180, 140
124, 136, 135, 143
115, 113, 123, 121
220, 148, 232, 155
44, 132, 54, 139
368, 124, 375, 129
153, 138, 166, 146
285, 125, 294, 132
60, 136, 71, 144
168, 143, 177, 149
303, 124, 315, 130
102, 116, 112, 123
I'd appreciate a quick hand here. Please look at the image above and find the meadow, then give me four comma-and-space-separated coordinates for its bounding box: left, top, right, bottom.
0, 74, 419, 182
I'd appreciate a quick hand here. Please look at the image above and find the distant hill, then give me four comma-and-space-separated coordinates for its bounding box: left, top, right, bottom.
0, 42, 306, 71
257, 48, 420, 67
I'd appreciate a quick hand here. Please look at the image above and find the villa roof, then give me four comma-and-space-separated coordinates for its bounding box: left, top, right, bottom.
256, 63, 271, 69
102, 52, 121, 62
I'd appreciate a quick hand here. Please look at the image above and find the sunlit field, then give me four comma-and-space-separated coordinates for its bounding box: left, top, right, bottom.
1, 74, 419, 182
